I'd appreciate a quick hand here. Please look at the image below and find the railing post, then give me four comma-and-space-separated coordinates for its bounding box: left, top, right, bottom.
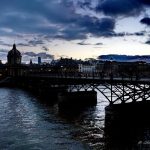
123, 81, 125, 103
133, 84, 136, 102
143, 84, 146, 101
92, 71, 94, 79
111, 82, 113, 103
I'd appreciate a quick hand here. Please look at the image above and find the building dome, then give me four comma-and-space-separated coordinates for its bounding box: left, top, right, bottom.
7, 44, 22, 65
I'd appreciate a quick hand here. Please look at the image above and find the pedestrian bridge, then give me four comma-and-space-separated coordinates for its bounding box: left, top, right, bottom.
14, 75, 150, 105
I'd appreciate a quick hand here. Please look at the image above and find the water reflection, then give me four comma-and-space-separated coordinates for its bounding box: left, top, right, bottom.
57, 91, 108, 149
2, 87, 148, 150
0, 88, 90, 150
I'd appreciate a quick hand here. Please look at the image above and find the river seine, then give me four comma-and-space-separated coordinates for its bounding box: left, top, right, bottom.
0, 88, 108, 150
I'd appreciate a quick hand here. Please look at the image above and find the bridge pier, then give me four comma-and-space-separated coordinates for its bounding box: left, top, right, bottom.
58, 90, 97, 113
104, 101, 150, 150
38, 86, 67, 105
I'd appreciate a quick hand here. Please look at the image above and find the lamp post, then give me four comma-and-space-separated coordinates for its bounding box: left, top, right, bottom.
92, 66, 94, 79
110, 57, 113, 80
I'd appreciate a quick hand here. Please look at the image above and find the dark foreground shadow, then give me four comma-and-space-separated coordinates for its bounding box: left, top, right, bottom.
104, 101, 150, 150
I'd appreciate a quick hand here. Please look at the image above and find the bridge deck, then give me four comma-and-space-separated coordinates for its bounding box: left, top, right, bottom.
13, 75, 150, 105
19, 75, 150, 84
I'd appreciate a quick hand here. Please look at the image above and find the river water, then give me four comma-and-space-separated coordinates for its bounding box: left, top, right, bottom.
0, 88, 108, 150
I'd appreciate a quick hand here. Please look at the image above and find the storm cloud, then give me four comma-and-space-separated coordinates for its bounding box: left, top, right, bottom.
77, 41, 103, 45
0, 0, 147, 42
0, 0, 149, 47
24, 52, 54, 59
96, 0, 142, 17
145, 40, 150, 44
140, 17, 150, 26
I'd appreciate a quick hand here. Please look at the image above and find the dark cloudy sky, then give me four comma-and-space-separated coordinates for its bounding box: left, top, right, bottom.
0, 0, 150, 62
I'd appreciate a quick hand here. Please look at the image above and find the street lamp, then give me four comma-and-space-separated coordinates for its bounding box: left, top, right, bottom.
110, 57, 113, 80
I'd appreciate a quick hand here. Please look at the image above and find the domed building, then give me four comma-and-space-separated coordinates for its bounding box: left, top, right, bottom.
7, 44, 22, 76
7, 44, 22, 65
